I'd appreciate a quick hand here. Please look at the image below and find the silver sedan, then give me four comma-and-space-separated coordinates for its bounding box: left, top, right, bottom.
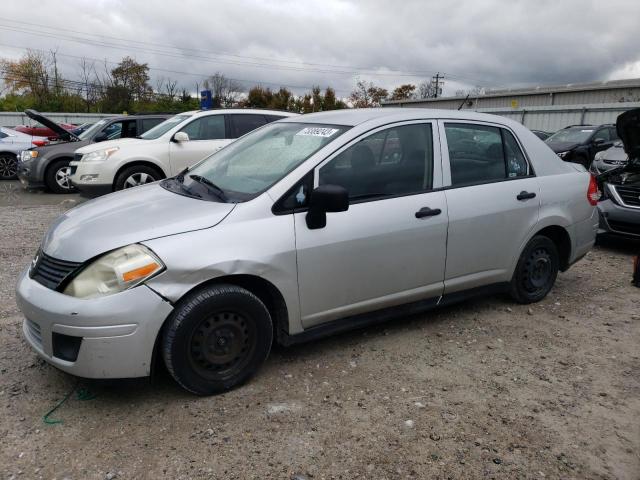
16, 108, 598, 395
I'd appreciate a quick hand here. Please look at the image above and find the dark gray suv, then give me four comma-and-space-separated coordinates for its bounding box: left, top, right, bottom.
17, 111, 170, 193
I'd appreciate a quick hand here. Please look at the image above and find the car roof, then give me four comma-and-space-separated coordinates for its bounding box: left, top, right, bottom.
183, 109, 298, 118
277, 107, 524, 127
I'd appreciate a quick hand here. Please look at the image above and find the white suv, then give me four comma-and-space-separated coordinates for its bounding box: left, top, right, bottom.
69, 109, 296, 197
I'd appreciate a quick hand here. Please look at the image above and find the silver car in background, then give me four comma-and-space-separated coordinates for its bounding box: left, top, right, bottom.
0, 127, 48, 180
591, 140, 628, 174
16, 108, 598, 395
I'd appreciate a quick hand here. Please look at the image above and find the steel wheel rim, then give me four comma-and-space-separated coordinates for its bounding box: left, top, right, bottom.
124, 172, 155, 188
188, 311, 256, 380
55, 166, 72, 190
524, 247, 552, 293
0, 156, 16, 177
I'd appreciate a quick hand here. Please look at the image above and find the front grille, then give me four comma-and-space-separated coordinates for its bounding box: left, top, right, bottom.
611, 184, 640, 208
608, 220, 640, 237
603, 159, 626, 165
26, 319, 42, 348
30, 252, 82, 291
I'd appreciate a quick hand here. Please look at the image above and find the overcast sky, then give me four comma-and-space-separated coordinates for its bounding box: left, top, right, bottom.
0, 0, 639, 98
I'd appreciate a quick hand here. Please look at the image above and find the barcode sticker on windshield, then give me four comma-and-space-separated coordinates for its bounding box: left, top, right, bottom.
296, 127, 339, 137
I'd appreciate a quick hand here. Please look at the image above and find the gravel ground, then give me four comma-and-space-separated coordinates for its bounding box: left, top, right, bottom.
1, 182, 639, 480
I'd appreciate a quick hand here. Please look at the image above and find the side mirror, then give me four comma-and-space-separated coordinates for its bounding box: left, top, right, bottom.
94, 132, 108, 142
593, 138, 605, 145
173, 131, 189, 143
306, 184, 349, 229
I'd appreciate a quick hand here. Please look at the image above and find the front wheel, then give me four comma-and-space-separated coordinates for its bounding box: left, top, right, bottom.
510, 235, 559, 304
114, 165, 162, 191
0, 153, 17, 180
45, 159, 76, 193
162, 284, 273, 395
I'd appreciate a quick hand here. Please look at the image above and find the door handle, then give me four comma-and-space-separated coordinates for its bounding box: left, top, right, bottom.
415, 207, 442, 218
516, 191, 536, 201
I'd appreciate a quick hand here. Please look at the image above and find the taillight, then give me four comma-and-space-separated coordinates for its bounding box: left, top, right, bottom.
587, 174, 600, 206
32, 140, 48, 147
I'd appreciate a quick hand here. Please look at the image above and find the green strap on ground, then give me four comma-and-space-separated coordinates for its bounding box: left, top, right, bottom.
42, 380, 97, 425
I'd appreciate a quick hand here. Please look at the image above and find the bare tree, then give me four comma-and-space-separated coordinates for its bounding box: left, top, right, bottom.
163, 78, 178, 101
78, 57, 101, 112
203, 72, 243, 107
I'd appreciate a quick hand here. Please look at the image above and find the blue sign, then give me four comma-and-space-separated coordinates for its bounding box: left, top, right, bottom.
200, 90, 213, 110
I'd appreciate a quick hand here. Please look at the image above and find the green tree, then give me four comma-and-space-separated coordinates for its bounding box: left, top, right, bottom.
103, 57, 151, 112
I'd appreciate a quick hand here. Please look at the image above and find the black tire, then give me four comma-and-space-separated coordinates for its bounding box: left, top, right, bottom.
509, 235, 559, 304
114, 164, 162, 191
162, 284, 273, 395
45, 159, 76, 193
0, 153, 17, 180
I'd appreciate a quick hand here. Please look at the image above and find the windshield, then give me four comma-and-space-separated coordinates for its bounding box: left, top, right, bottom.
171, 122, 348, 200
546, 128, 594, 144
78, 119, 110, 140
139, 114, 192, 140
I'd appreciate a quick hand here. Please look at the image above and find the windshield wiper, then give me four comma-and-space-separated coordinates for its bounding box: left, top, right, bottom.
188, 174, 228, 201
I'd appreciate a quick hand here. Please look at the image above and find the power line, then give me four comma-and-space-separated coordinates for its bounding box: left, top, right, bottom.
0, 16, 452, 79
0, 44, 354, 95
0, 23, 433, 78
0, 16, 436, 74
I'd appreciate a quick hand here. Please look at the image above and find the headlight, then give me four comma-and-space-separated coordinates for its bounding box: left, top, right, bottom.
594, 151, 606, 161
556, 151, 569, 159
20, 150, 38, 162
81, 147, 119, 163
64, 244, 164, 299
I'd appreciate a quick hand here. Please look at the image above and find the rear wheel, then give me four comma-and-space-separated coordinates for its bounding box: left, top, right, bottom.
45, 159, 76, 193
509, 235, 559, 304
162, 284, 273, 395
114, 165, 162, 191
0, 153, 17, 180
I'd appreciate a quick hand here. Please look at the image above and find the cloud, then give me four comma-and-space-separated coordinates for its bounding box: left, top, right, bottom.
0, 0, 638, 98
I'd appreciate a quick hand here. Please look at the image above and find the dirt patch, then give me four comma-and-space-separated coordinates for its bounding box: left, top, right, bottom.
1, 200, 639, 480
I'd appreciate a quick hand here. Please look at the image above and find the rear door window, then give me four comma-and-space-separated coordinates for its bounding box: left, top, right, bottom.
140, 117, 165, 134
445, 123, 530, 186
179, 115, 226, 140
229, 114, 268, 138
102, 120, 137, 140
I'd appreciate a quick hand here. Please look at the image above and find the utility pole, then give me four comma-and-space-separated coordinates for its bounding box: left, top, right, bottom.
431, 72, 444, 98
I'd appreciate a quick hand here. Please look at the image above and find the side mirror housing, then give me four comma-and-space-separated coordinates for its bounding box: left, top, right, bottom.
173, 131, 190, 143
94, 132, 108, 142
593, 138, 605, 145
306, 184, 349, 229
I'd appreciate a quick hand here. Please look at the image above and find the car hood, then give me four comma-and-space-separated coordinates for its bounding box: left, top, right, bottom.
598, 145, 627, 162
75, 137, 147, 154
545, 141, 579, 153
41, 183, 236, 262
25, 109, 80, 141
617, 108, 640, 161
34, 139, 91, 156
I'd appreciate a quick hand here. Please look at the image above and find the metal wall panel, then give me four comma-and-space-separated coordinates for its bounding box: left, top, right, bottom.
0, 112, 118, 128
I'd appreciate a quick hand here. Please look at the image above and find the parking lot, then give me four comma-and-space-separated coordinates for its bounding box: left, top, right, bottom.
0, 180, 637, 479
